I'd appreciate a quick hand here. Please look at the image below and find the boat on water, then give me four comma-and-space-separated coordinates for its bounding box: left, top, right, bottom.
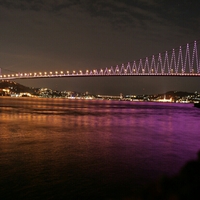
194, 102, 200, 108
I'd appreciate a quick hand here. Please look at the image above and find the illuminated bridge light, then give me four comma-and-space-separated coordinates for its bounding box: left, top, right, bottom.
50, 71, 52, 75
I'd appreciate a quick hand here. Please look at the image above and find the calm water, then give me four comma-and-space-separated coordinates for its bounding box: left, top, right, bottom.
0, 97, 200, 199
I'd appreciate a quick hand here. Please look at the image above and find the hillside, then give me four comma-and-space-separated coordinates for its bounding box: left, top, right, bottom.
165, 91, 194, 98
0, 80, 35, 94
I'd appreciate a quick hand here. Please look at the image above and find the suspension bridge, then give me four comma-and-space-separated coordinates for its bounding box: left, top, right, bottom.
1, 40, 200, 80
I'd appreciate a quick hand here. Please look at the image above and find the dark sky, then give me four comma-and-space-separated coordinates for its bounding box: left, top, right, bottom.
0, 0, 200, 95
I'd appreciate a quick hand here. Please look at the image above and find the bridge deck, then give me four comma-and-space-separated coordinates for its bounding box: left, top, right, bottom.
1, 73, 200, 81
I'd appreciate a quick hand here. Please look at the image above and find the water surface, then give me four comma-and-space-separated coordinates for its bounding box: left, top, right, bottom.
0, 97, 200, 199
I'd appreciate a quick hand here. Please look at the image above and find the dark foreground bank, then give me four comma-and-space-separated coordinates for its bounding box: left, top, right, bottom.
130, 151, 200, 200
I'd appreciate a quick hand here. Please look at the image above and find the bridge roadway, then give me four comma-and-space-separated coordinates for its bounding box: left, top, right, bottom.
0, 71, 200, 81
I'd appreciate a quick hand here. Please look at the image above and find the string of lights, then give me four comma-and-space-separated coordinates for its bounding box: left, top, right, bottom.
1, 40, 200, 80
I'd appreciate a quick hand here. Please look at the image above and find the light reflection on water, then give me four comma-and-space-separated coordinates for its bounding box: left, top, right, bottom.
0, 97, 200, 199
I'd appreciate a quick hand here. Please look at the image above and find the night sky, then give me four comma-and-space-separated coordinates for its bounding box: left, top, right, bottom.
0, 0, 200, 95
